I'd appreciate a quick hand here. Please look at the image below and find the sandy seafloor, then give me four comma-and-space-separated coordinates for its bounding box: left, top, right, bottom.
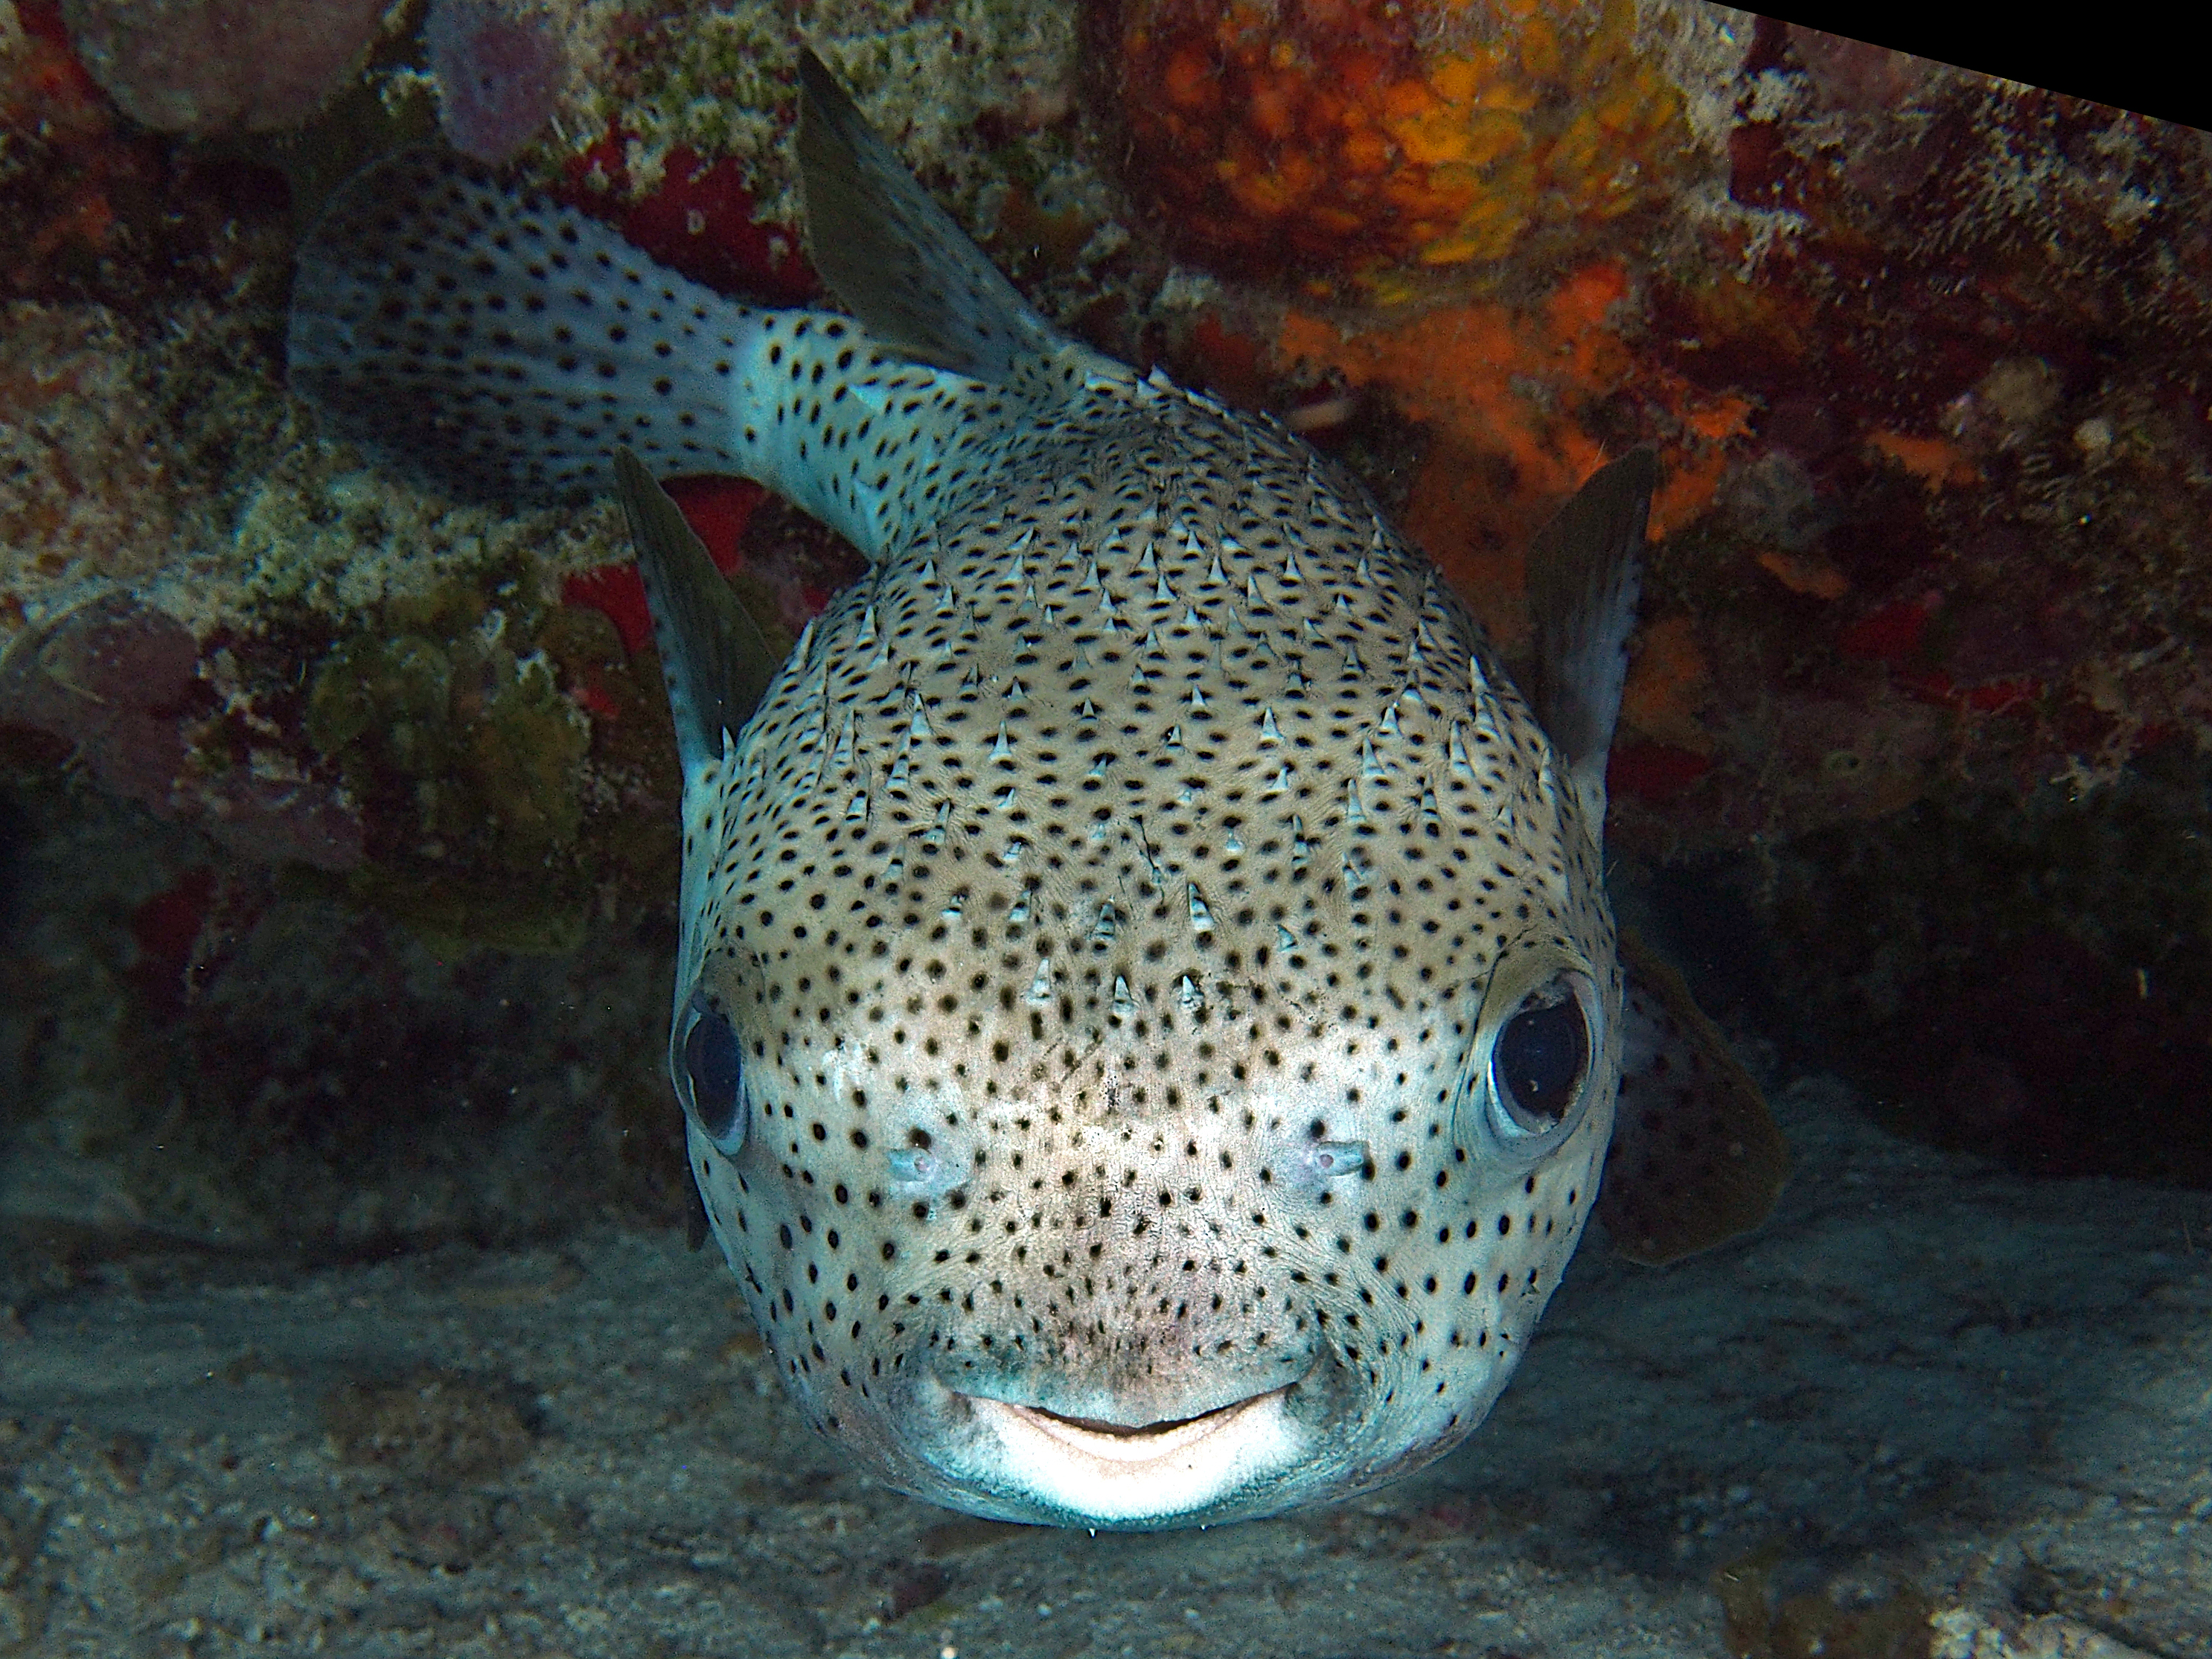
1, 1079, 2206, 1659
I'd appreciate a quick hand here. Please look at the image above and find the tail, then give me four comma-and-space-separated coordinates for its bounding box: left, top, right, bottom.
287, 146, 754, 505
287, 55, 1103, 549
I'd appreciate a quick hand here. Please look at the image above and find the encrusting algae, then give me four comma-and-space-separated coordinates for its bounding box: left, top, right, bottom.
1106, 0, 1694, 287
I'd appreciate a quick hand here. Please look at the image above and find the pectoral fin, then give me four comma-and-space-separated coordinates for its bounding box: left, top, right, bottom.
613, 447, 782, 776
1599, 930, 1790, 1265
1526, 448, 1656, 822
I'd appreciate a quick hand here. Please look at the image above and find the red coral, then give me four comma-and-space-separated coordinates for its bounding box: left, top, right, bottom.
560, 567, 653, 659
662, 476, 767, 569
560, 138, 816, 305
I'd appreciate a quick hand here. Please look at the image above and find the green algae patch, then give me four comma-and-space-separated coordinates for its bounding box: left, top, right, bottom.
301, 560, 655, 956
1713, 1541, 1937, 1659
309, 630, 588, 854
473, 649, 592, 854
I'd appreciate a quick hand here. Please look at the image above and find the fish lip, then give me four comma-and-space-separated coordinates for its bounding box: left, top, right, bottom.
971, 1385, 1290, 1465
930, 1381, 1311, 1526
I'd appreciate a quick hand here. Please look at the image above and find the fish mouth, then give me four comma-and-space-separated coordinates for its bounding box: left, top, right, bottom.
982, 1387, 1288, 1460
941, 1382, 1304, 1526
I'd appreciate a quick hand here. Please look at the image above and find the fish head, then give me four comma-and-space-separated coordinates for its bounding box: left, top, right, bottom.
665, 620, 1625, 1530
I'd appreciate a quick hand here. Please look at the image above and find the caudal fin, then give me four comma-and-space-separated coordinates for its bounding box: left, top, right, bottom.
287, 147, 752, 504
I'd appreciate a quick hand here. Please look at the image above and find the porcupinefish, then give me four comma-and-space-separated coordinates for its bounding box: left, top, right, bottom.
287, 50, 1786, 1530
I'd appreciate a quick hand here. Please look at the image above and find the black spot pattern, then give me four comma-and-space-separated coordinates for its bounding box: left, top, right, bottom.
682, 370, 1621, 1489
288, 140, 1629, 1523
288, 147, 992, 543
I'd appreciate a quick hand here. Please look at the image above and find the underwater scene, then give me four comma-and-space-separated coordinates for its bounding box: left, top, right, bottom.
2, 1, 2208, 1654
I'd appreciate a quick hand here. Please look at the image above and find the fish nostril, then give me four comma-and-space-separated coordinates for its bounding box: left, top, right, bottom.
887, 1148, 937, 1184
1303, 1140, 1369, 1181
888, 1145, 965, 1199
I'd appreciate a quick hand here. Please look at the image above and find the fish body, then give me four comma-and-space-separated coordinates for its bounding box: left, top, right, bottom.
290, 53, 1782, 1529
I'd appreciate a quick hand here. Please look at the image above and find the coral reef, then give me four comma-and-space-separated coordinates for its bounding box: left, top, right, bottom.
296, 558, 682, 952
1615, 23, 2212, 836
569, 0, 1093, 230
1116, 12, 2212, 863
4, 0, 2211, 1246
0, 595, 363, 870
0, 304, 183, 589
0, 771, 690, 1245
1, 1, 134, 291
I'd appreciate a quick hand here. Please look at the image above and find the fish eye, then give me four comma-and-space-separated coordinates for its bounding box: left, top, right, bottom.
1491, 976, 1591, 1135
677, 992, 745, 1154
1462, 952, 1604, 1166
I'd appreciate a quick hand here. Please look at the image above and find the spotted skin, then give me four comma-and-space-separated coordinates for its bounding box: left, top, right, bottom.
668, 380, 1620, 1519
286, 147, 1004, 562
288, 63, 1669, 1530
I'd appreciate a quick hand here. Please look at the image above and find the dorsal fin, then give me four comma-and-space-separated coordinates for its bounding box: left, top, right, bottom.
1527, 448, 1656, 817
796, 48, 1061, 381
613, 447, 781, 776
1598, 930, 1790, 1265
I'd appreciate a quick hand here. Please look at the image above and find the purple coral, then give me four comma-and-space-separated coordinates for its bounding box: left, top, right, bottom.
0, 598, 363, 872
425, 0, 565, 166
